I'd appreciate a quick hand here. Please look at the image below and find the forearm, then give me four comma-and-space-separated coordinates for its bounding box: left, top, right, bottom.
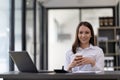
67, 64, 74, 71
90, 58, 95, 67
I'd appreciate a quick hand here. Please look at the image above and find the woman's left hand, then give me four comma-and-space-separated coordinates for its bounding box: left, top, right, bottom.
77, 57, 95, 67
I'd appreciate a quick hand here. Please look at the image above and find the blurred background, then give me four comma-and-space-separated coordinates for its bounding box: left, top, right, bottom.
0, 0, 120, 74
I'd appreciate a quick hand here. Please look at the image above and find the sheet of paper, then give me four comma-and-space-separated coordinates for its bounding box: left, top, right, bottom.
73, 71, 102, 73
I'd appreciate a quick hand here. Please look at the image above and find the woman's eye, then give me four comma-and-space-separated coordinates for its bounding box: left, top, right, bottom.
79, 32, 83, 34
85, 32, 89, 34
79, 31, 90, 34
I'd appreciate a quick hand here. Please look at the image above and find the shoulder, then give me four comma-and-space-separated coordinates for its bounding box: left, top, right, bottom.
90, 44, 103, 51
93, 46, 103, 51
65, 48, 74, 56
92, 46, 104, 55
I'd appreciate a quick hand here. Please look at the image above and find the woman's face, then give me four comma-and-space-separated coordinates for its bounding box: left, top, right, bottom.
78, 25, 92, 45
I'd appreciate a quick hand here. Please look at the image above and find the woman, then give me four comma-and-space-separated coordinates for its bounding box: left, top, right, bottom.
64, 21, 104, 72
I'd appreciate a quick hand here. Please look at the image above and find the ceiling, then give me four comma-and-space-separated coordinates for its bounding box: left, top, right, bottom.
38, 0, 119, 8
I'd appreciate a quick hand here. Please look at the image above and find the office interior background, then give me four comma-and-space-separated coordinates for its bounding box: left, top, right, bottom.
0, 0, 120, 73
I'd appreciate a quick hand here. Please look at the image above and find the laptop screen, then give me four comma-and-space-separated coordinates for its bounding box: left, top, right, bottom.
9, 51, 38, 73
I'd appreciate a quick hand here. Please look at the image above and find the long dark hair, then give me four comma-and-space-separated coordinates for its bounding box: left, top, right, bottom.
72, 21, 95, 54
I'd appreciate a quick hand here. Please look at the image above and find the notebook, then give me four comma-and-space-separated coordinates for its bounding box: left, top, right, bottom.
9, 51, 53, 73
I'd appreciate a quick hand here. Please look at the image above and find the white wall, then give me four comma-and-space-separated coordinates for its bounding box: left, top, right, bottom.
48, 9, 79, 70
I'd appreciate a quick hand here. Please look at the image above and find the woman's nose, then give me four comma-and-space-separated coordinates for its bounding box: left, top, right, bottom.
82, 33, 86, 37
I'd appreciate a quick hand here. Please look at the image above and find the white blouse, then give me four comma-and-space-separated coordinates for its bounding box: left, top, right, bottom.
64, 44, 104, 72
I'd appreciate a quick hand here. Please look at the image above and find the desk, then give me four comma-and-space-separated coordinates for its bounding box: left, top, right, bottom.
0, 71, 120, 80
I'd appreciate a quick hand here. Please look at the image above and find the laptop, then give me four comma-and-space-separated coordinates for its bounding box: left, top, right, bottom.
9, 51, 54, 73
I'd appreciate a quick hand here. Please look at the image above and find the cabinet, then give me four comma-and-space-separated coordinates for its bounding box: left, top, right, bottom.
97, 27, 120, 71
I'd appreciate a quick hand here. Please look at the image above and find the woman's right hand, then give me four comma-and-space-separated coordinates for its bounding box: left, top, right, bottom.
67, 55, 82, 71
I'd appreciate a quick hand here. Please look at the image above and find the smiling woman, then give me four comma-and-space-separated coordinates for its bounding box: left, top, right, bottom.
64, 21, 104, 72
